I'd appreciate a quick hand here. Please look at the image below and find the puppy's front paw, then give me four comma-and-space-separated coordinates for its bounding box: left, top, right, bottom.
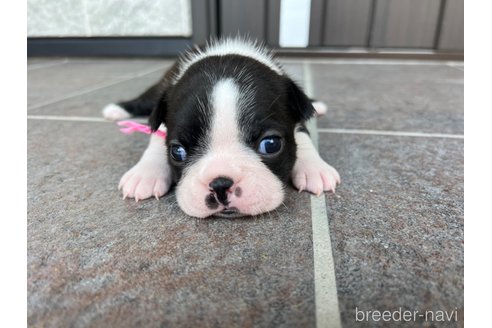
118, 161, 172, 201
291, 157, 340, 196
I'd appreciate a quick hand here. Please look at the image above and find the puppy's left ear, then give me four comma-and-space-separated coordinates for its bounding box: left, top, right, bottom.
285, 78, 316, 122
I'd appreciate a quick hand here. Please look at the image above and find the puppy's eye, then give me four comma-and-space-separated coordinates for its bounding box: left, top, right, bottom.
170, 144, 187, 162
258, 136, 282, 155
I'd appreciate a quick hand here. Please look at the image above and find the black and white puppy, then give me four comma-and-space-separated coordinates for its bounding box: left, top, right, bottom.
103, 38, 340, 218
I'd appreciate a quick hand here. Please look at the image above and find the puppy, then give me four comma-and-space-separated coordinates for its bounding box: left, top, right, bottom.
103, 38, 340, 218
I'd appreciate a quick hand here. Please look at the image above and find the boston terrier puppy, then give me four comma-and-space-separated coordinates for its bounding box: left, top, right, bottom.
103, 38, 340, 218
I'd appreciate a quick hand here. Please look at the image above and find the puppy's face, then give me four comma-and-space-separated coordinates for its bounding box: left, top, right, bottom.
151, 55, 314, 218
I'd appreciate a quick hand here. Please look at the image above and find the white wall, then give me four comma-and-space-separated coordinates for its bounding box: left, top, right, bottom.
279, 0, 311, 48
27, 0, 192, 37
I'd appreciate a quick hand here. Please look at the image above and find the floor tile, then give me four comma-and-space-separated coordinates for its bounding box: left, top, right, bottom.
27, 56, 464, 328
28, 71, 165, 117
318, 133, 464, 327
28, 59, 173, 109
310, 64, 463, 134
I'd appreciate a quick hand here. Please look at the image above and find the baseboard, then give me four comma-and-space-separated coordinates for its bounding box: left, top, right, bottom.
27, 38, 463, 61
27, 37, 193, 57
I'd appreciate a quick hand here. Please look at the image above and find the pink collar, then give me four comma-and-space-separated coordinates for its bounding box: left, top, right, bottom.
117, 120, 167, 139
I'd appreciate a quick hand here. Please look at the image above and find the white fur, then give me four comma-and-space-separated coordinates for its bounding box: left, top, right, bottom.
312, 101, 328, 116
210, 79, 238, 147
102, 103, 130, 121
119, 125, 172, 201
176, 79, 284, 218
291, 130, 340, 195
172, 38, 283, 83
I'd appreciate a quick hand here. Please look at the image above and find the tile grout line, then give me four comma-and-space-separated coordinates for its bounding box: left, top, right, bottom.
318, 128, 464, 139
27, 115, 109, 123
303, 62, 342, 328
27, 63, 170, 111
27, 59, 70, 71
26, 115, 149, 124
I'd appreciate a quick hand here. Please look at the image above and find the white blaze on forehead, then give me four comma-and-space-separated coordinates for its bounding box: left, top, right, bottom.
210, 79, 240, 148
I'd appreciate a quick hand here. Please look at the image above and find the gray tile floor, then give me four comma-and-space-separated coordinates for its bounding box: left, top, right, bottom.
27, 57, 464, 327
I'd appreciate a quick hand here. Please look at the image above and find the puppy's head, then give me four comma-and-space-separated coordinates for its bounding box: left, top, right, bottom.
150, 41, 315, 218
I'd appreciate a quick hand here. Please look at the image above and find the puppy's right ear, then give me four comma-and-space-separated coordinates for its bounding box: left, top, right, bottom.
284, 78, 316, 123
149, 90, 168, 132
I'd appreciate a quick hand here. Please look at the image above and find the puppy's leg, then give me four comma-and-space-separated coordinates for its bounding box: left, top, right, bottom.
119, 124, 172, 201
291, 125, 340, 196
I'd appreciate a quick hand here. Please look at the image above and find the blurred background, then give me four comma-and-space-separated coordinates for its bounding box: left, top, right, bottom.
27, 0, 463, 59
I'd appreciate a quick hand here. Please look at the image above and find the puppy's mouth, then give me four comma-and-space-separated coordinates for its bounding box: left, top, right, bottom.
213, 207, 245, 218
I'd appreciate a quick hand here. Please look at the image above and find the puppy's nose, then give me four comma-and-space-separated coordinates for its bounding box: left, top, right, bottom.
209, 177, 234, 205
